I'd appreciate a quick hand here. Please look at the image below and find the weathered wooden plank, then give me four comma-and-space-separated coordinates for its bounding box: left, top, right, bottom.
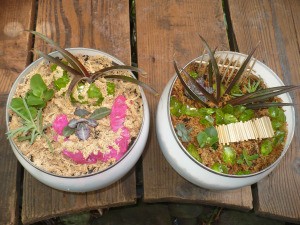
0, 1, 35, 225
136, 0, 253, 210
228, 0, 300, 223
21, 0, 135, 224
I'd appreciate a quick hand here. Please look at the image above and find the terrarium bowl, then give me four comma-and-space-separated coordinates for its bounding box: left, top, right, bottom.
156, 51, 295, 190
6, 48, 150, 192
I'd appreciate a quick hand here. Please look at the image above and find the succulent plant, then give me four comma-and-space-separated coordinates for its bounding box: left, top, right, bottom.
29, 31, 158, 98
173, 35, 300, 109
63, 107, 111, 141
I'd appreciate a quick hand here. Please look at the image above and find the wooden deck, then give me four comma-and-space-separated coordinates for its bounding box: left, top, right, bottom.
0, 0, 299, 224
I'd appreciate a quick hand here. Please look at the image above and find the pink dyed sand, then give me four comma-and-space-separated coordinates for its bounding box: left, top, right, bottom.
62, 95, 131, 164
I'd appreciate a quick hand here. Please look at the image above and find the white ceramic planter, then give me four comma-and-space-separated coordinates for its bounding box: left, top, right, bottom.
6, 48, 150, 192
156, 51, 295, 190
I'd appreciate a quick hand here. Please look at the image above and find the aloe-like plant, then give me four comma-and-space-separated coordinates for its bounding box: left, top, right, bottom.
29, 31, 158, 97
174, 35, 299, 109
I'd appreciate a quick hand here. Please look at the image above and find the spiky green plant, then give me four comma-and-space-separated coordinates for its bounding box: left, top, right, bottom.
174, 35, 299, 109
29, 31, 158, 97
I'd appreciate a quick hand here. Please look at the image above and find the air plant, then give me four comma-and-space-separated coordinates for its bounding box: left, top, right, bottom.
29, 31, 158, 98
174, 35, 300, 109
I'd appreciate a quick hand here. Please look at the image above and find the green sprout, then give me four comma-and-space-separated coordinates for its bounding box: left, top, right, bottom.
237, 149, 259, 166
7, 74, 54, 149
244, 79, 261, 93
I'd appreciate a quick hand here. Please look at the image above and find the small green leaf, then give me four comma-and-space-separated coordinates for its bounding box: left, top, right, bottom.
11, 98, 25, 111
197, 126, 218, 148
87, 83, 104, 105
89, 107, 111, 120
187, 143, 202, 162
261, 139, 273, 156
211, 163, 228, 174
199, 115, 214, 126
238, 149, 258, 166
50, 64, 58, 72
198, 107, 215, 115
54, 71, 70, 90
224, 113, 238, 124
231, 84, 243, 96
233, 105, 246, 118
222, 104, 234, 114
268, 106, 279, 118
245, 79, 261, 93
43, 89, 54, 102
106, 82, 115, 95
248, 153, 259, 161
197, 131, 208, 148
215, 108, 224, 125
30, 74, 47, 97
273, 130, 285, 146
26, 93, 45, 107
87, 83, 101, 98
271, 120, 283, 130
277, 108, 286, 122
223, 146, 236, 165
170, 96, 183, 117
213, 83, 226, 96
239, 109, 254, 122
189, 71, 198, 79
204, 126, 218, 138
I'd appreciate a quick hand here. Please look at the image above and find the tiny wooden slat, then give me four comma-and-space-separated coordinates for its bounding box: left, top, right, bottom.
136, 0, 253, 210
0, 1, 35, 225
229, 0, 300, 223
21, 0, 136, 224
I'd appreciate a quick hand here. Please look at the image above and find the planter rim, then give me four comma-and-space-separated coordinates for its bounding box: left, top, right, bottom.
167, 50, 295, 178
6, 47, 147, 179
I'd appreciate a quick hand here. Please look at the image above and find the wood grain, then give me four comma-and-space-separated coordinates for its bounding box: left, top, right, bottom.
228, 0, 300, 223
21, 0, 136, 224
0, 1, 35, 225
136, 0, 253, 210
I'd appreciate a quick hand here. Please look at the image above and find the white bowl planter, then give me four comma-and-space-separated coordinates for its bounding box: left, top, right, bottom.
6, 48, 150, 192
156, 51, 295, 190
